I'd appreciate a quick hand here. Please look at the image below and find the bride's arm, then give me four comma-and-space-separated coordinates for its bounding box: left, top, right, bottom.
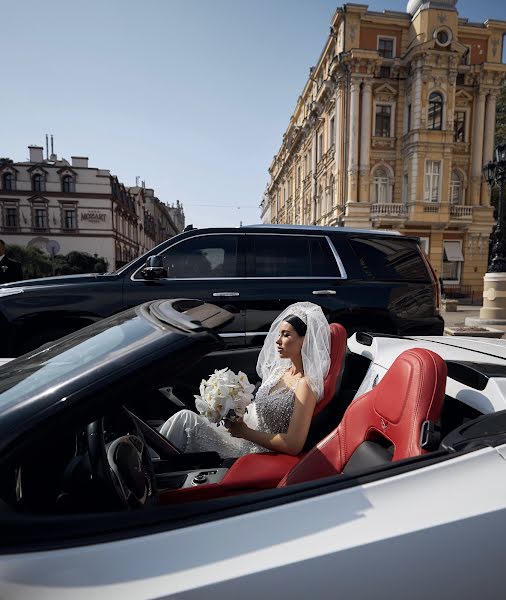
228, 379, 317, 455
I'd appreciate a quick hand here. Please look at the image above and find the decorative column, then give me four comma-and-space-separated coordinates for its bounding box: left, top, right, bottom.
412, 62, 423, 130
359, 79, 373, 202
311, 128, 317, 224
334, 87, 343, 208
481, 92, 498, 205
470, 91, 486, 206
347, 78, 361, 203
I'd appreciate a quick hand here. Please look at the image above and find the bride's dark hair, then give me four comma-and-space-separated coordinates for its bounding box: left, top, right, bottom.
283, 314, 307, 337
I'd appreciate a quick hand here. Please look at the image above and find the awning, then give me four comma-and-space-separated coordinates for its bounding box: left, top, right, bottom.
443, 240, 464, 262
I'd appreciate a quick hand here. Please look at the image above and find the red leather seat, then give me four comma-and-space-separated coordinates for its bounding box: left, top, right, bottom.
313, 322, 348, 417
279, 348, 447, 487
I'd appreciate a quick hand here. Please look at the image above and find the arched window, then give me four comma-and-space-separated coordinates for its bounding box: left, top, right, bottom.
62, 175, 75, 193
428, 92, 443, 130
32, 173, 45, 192
450, 170, 464, 205
2, 172, 14, 191
372, 167, 392, 203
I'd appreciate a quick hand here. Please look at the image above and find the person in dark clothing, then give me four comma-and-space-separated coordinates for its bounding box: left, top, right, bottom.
0, 239, 23, 284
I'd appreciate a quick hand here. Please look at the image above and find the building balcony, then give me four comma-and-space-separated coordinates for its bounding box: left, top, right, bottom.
449, 204, 473, 222
370, 203, 407, 225
321, 204, 345, 226
405, 202, 450, 229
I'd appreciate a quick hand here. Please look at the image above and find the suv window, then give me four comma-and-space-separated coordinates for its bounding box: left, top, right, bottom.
159, 234, 240, 278
250, 235, 341, 277
349, 237, 431, 282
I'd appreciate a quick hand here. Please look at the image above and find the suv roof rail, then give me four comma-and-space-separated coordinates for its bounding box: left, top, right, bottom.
242, 223, 402, 236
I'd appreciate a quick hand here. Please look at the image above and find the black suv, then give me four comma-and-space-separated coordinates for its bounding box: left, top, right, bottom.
0, 224, 442, 355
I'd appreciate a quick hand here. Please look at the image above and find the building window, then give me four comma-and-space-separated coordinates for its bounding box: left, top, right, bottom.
443, 240, 464, 283
375, 105, 392, 137
62, 175, 76, 193
329, 117, 335, 146
372, 167, 392, 203
5, 207, 18, 227
33, 207, 48, 229
297, 165, 302, 187
424, 161, 441, 203
378, 37, 394, 58
32, 174, 45, 192
418, 237, 430, 255
450, 170, 464, 205
379, 66, 391, 78
63, 207, 77, 229
454, 111, 466, 142
317, 132, 324, 162
428, 92, 443, 130
2, 172, 15, 191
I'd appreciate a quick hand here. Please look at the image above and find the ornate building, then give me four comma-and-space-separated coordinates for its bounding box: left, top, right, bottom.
263, 0, 506, 294
0, 145, 185, 270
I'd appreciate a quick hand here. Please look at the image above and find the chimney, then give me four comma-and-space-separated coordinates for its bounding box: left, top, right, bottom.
71, 156, 89, 168
28, 145, 44, 163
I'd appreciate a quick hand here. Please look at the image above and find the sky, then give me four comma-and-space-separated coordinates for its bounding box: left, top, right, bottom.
2, 0, 505, 229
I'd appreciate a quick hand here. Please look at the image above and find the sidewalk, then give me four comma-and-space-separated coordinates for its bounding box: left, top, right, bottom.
442, 303, 506, 338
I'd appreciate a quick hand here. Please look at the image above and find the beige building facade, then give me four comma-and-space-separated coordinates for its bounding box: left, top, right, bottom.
263, 0, 506, 295
0, 145, 184, 270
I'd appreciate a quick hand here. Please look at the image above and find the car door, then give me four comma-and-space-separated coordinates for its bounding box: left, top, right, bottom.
124, 232, 247, 347
242, 233, 348, 347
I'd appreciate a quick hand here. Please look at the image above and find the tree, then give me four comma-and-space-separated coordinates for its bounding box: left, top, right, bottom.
5, 246, 109, 279
8, 245, 52, 280
495, 82, 506, 148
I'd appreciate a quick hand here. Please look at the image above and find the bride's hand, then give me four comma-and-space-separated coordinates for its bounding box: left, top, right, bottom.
227, 417, 248, 439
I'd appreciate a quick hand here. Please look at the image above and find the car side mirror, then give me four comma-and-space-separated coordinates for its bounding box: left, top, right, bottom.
141, 256, 167, 280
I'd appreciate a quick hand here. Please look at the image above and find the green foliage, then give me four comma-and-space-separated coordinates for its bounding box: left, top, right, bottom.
9, 245, 52, 280
496, 83, 506, 148
6, 246, 109, 279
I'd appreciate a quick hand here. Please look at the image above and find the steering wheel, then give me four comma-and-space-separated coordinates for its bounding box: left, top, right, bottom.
87, 407, 158, 509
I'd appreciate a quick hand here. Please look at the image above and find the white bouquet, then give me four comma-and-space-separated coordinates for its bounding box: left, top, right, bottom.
194, 368, 255, 426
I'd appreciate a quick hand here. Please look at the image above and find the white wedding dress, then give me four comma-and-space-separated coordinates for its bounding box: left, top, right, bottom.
159, 366, 300, 458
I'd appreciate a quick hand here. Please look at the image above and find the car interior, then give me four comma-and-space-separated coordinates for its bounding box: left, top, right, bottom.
0, 309, 491, 520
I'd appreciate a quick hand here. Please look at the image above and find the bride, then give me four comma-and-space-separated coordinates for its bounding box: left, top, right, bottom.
159, 302, 331, 458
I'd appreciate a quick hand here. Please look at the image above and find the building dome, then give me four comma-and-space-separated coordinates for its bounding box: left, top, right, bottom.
406, 0, 457, 16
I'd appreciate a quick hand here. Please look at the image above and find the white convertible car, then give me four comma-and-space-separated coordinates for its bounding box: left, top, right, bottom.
1, 299, 506, 599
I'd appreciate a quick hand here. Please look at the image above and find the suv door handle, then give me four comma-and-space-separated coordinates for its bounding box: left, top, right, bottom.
312, 290, 337, 296
213, 292, 240, 297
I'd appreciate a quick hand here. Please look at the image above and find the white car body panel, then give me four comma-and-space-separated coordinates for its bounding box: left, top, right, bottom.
1, 446, 506, 599
348, 334, 506, 413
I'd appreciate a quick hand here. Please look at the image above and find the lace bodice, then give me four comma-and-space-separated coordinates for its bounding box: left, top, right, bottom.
253, 366, 298, 435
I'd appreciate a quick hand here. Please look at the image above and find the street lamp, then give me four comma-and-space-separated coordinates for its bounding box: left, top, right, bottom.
483, 144, 506, 273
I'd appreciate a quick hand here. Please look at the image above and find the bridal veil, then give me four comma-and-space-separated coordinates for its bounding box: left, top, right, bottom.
256, 302, 331, 402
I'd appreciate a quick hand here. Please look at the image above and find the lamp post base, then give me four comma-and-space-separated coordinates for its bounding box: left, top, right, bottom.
465, 272, 506, 326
